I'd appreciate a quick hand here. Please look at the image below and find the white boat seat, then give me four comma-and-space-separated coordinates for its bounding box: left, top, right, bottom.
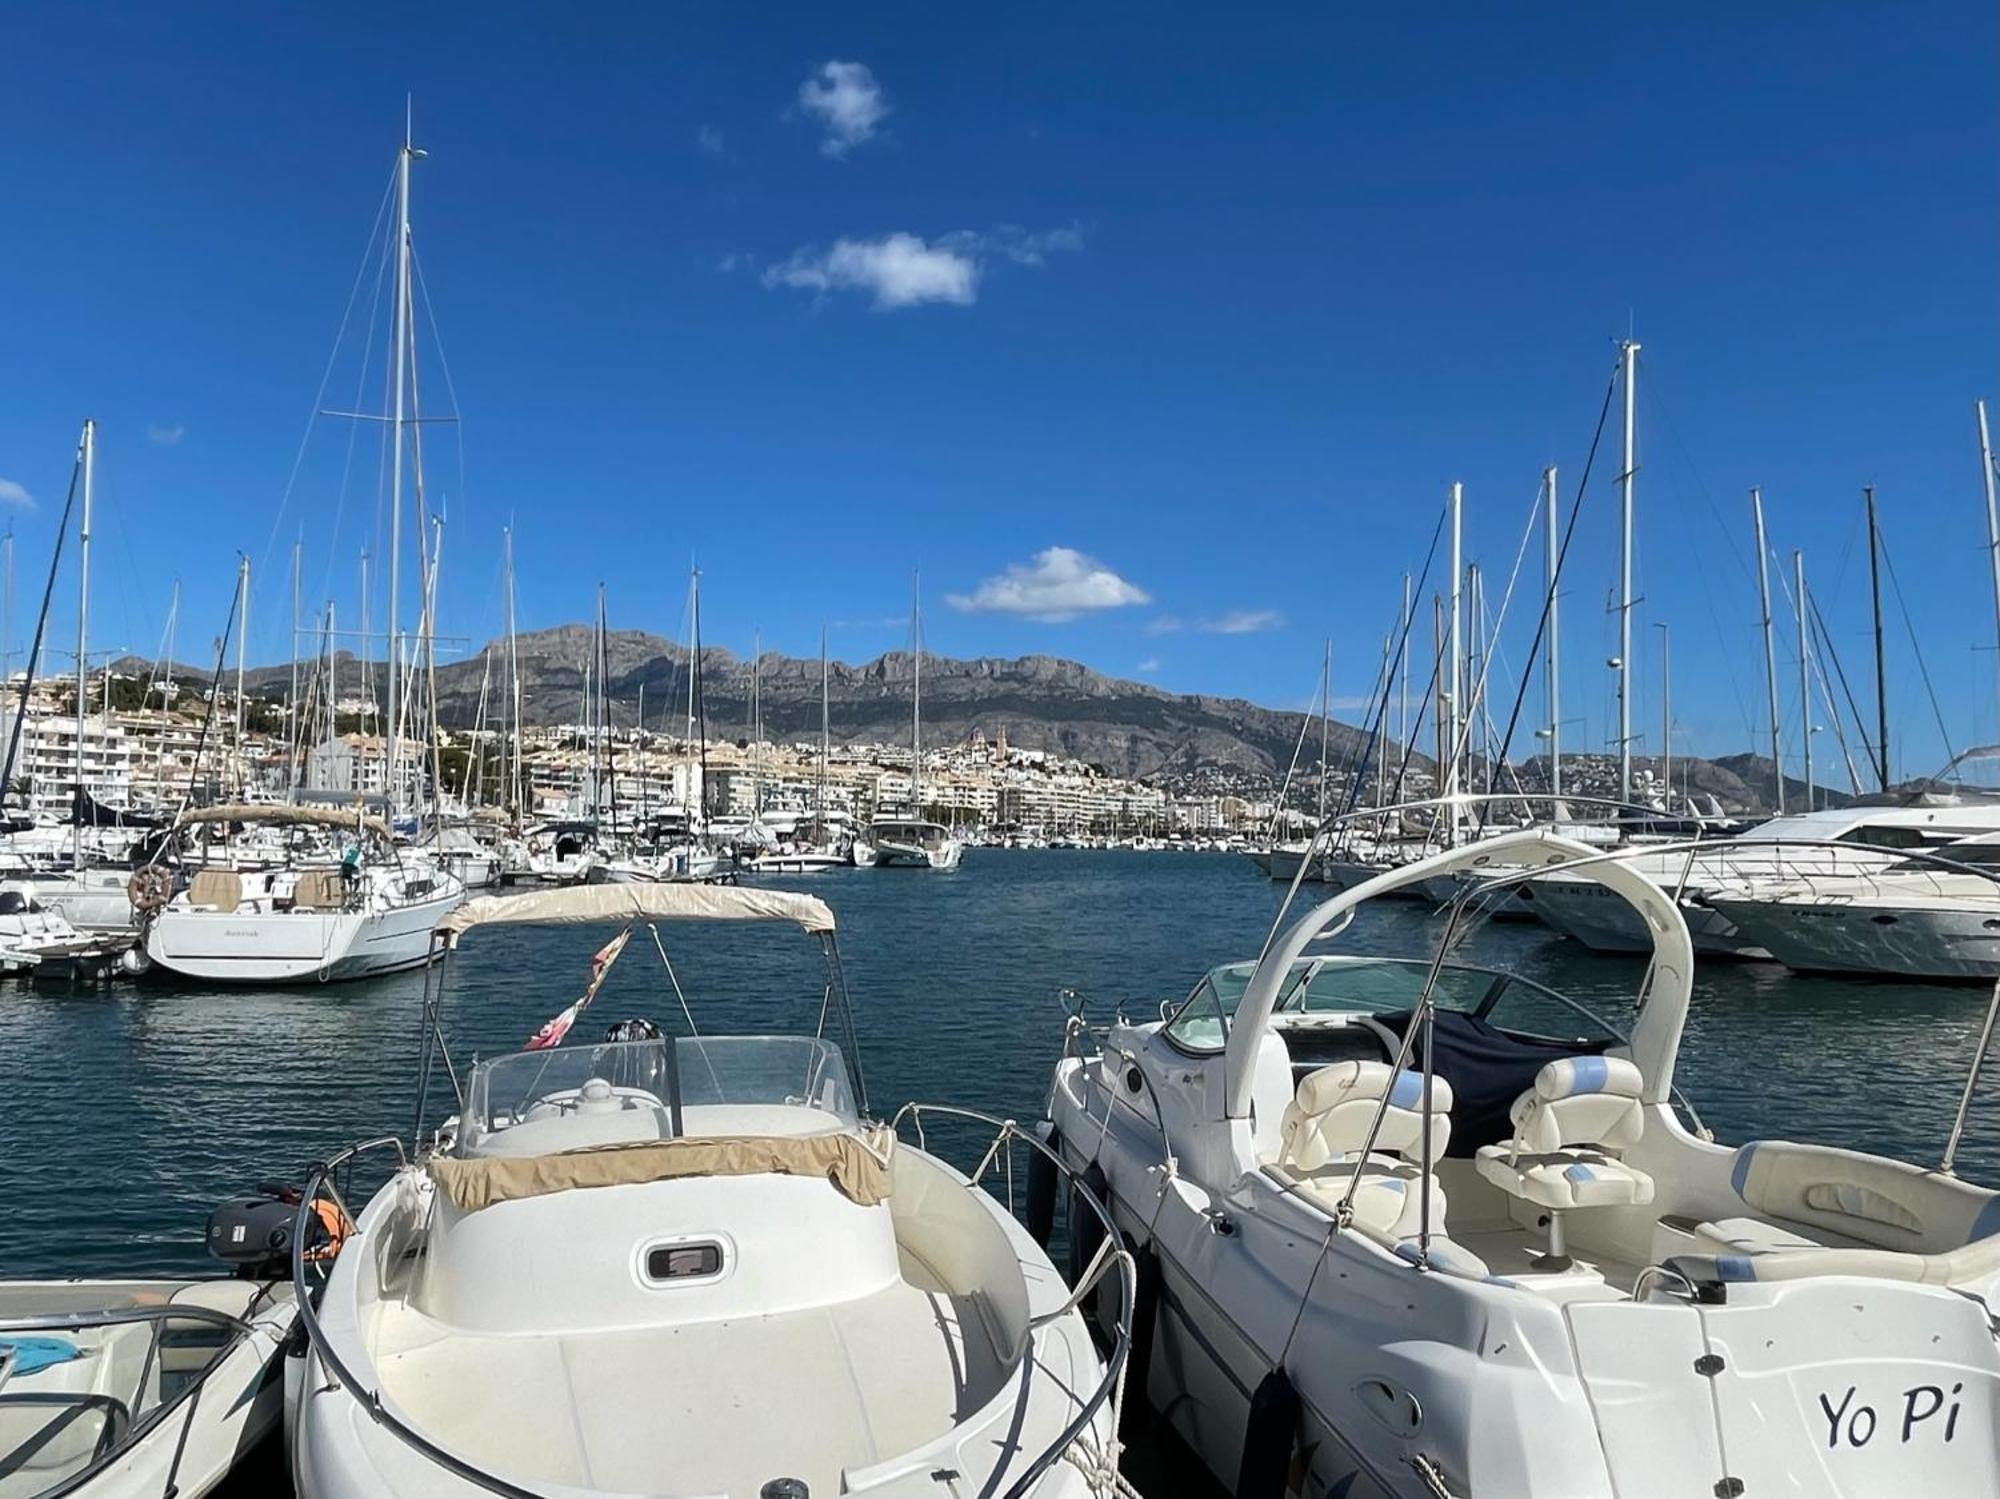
1265, 1061, 1453, 1242
1475, 1057, 1654, 1264
187, 869, 243, 911
1690, 1215, 1823, 1258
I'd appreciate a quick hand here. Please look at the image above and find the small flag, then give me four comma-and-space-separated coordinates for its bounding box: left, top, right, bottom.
523, 926, 634, 1051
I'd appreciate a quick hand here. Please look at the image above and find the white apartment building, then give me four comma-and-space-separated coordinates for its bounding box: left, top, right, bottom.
0, 708, 135, 817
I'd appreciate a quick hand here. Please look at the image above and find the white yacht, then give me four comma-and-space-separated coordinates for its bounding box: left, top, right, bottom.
141, 805, 465, 984
0, 881, 127, 975
853, 817, 963, 871
521, 820, 604, 885
289, 883, 1132, 1499
1525, 798, 2000, 956
1045, 828, 2000, 1498
1706, 840, 2000, 981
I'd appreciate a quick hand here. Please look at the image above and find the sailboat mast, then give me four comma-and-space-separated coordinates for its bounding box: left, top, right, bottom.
1543, 465, 1561, 799
1656, 622, 1671, 809
288, 539, 303, 789
751, 629, 762, 818
233, 556, 250, 799
1316, 639, 1330, 829
1444, 485, 1462, 834
504, 527, 521, 816
1616, 338, 1639, 805
913, 585, 925, 816
691, 569, 707, 830
1398, 571, 1411, 755
1978, 401, 2000, 733
326, 600, 338, 775
1866, 486, 1890, 792
386, 116, 417, 815
1751, 489, 1784, 814
73, 419, 93, 865
1794, 550, 1813, 812
819, 625, 829, 825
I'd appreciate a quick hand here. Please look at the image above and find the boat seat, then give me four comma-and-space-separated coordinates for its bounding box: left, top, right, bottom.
290, 869, 345, 910
1725, 1140, 2000, 1254
187, 869, 243, 911
1476, 1056, 1654, 1267
1264, 1061, 1452, 1241
1690, 1216, 1824, 1258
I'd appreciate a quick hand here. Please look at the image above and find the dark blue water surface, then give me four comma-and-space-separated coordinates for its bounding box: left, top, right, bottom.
2, 849, 1996, 1277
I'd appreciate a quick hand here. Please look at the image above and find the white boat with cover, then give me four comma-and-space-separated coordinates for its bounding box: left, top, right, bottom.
1044, 826, 2000, 1498
140, 805, 464, 984
0, 1277, 296, 1499
854, 817, 963, 871
290, 882, 1133, 1499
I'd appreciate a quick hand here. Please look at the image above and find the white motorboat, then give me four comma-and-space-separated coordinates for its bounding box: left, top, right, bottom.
141, 805, 465, 984
423, 824, 502, 891
290, 882, 1133, 1499
855, 818, 963, 871
743, 848, 852, 874
1526, 797, 2000, 956
18, 867, 143, 938
0, 882, 131, 976
595, 842, 733, 884
1706, 843, 2000, 981
521, 820, 604, 885
1045, 827, 2000, 1498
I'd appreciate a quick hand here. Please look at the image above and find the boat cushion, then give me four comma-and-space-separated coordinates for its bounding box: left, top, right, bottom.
188, 869, 243, 911
1271, 1150, 1448, 1241
1475, 1147, 1656, 1210
430, 1129, 895, 1211
1729, 1141, 2000, 1253
291, 869, 344, 909
1508, 1056, 1646, 1156
1275, 1060, 1453, 1172
1691, 1215, 1823, 1257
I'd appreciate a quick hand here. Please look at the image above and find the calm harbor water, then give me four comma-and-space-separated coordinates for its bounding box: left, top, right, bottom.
2, 848, 1997, 1280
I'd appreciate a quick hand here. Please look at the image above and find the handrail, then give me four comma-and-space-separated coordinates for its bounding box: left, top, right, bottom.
294, 1121, 1130, 1499
888, 1102, 1136, 1499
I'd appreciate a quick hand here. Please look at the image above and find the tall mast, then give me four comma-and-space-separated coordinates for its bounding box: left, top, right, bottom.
161, 579, 178, 706
1543, 465, 1561, 799
504, 527, 522, 816
358, 548, 371, 732
1616, 338, 1639, 805
1398, 571, 1411, 754
1978, 401, 2000, 734
751, 629, 762, 818
386, 111, 419, 816
691, 568, 707, 830
1866, 485, 1890, 792
1655, 622, 1671, 810
1445, 483, 1462, 819
819, 624, 830, 826
288, 538, 303, 789
1316, 639, 1331, 829
3, 529, 12, 688
911, 571, 923, 814
233, 556, 250, 798
1751, 488, 1784, 814
326, 599, 337, 779
73, 419, 93, 865
1794, 550, 1813, 812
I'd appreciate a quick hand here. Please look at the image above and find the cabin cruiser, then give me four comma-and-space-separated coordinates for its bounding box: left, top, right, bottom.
290, 883, 1132, 1499
1706, 839, 2000, 981
0, 1192, 302, 1499
1527, 797, 2000, 956
141, 805, 465, 984
421, 823, 502, 891
0, 881, 131, 976
1044, 828, 2000, 1498
853, 816, 963, 870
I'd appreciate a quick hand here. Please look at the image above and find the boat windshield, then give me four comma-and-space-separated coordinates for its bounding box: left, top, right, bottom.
457, 1035, 857, 1154
1163, 955, 1612, 1054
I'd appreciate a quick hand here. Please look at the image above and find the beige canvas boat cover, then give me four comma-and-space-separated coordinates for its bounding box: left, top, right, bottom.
430, 1129, 892, 1211
436, 883, 836, 939
174, 803, 392, 838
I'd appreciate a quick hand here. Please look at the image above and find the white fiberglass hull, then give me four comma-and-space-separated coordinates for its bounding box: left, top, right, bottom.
1527, 872, 1768, 957
864, 840, 962, 870
27, 868, 141, 935
0, 1278, 294, 1499
743, 851, 851, 874
1711, 895, 2000, 980
145, 886, 465, 984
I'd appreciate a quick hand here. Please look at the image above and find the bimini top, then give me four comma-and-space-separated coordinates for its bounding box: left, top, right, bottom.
437, 883, 837, 940
174, 802, 393, 839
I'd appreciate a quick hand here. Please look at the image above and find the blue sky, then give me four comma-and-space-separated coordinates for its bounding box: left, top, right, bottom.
0, 3, 1994, 779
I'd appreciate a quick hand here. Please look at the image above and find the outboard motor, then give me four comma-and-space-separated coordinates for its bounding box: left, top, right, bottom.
207, 1181, 341, 1279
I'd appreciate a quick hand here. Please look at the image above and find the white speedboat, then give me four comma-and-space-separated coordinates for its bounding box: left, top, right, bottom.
141, 805, 465, 984
0, 882, 131, 976
290, 883, 1132, 1499
521, 820, 603, 885
17, 867, 143, 937
423, 824, 502, 891
1045, 828, 2000, 1498
595, 842, 733, 884
854, 817, 963, 870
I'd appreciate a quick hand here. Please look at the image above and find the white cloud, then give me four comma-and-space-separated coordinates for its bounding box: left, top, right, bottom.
1136, 657, 1162, 674
760, 225, 1080, 311
696, 124, 725, 154
798, 61, 887, 157
1144, 615, 1183, 636
946, 547, 1151, 622
763, 233, 976, 310
0, 479, 30, 508
1329, 694, 1374, 711
147, 423, 185, 446
1199, 608, 1283, 635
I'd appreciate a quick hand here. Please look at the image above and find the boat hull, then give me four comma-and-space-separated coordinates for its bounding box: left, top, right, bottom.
144, 887, 465, 984
1712, 897, 2000, 980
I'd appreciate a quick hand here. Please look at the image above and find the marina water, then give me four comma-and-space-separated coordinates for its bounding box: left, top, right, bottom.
3, 849, 1997, 1280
